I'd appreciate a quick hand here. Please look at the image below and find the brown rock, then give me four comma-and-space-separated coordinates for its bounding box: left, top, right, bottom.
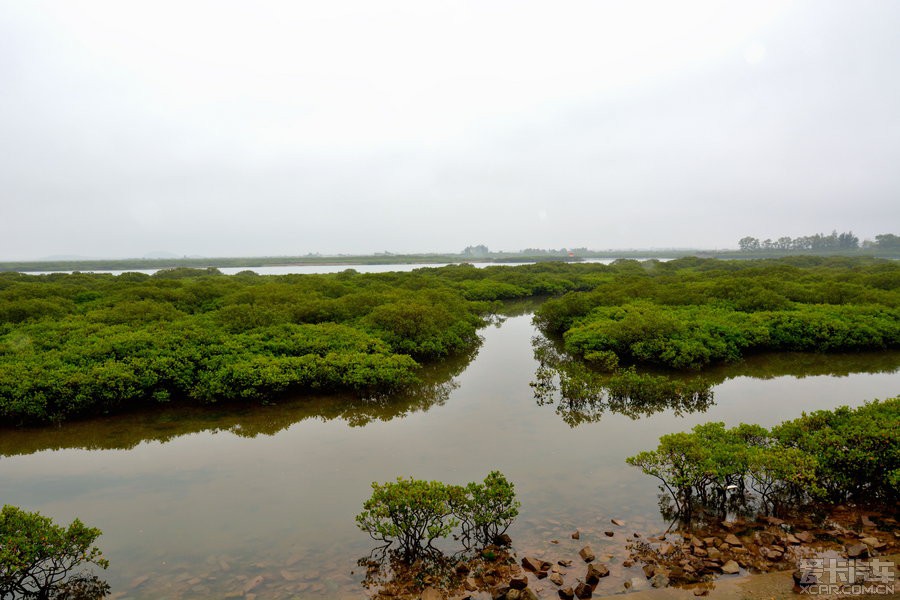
694, 588, 710, 596
585, 563, 609, 584
464, 577, 478, 591
549, 572, 564, 586
795, 531, 814, 544
558, 587, 575, 600
659, 542, 675, 556
723, 534, 742, 547
846, 543, 869, 559
536, 571, 549, 579
509, 575, 529, 590
622, 560, 634, 568
574, 582, 592, 599
691, 537, 705, 548
786, 534, 801, 545
571, 530, 580, 540
522, 557, 543, 572
558, 560, 573, 567
421, 588, 442, 600
522, 589, 539, 600
578, 546, 595, 563
705, 547, 721, 560
721, 560, 740, 575
692, 547, 708, 558
643, 564, 656, 579
604, 531, 614, 537
611, 518, 626, 526
861, 515, 876, 528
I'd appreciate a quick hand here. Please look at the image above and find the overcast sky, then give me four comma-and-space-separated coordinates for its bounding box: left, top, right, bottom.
1, 1, 898, 259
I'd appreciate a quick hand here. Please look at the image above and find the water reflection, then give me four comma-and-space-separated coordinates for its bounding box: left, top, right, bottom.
531, 336, 900, 427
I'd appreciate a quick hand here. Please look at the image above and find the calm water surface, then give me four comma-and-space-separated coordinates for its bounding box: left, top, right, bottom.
1, 306, 897, 598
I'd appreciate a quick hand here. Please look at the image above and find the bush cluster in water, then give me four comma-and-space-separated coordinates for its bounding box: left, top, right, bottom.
535, 256, 899, 369
355, 471, 520, 561
626, 397, 899, 516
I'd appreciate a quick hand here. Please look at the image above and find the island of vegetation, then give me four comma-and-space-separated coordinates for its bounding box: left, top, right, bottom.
1, 256, 898, 426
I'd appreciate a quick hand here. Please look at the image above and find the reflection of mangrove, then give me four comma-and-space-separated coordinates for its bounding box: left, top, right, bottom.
532, 335, 900, 427
0, 346, 477, 458
531, 337, 715, 426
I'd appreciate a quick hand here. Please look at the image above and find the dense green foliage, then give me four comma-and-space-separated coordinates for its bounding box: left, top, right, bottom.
0, 264, 611, 425
355, 471, 519, 560
626, 398, 899, 517
0, 505, 108, 599
536, 256, 900, 370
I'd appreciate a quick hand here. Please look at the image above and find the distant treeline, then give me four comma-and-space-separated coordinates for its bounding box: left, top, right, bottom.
2, 257, 898, 425
737, 231, 899, 252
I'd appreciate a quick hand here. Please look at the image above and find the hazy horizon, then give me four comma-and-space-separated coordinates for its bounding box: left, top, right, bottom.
3, 1, 899, 261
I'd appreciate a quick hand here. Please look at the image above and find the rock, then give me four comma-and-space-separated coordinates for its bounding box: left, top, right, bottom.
603, 531, 614, 537
558, 560, 573, 568
509, 575, 528, 590
692, 547, 707, 558
578, 546, 595, 563
705, 547, 721, 560
703, 537, 717, 546
242, 576, 264, 594
574, 582, 592, 599
847, 543, 869, 559
571, 530, 580, 540
786, 534, 801, 545
421, 588, 442, 600
643, 564, 656, 579
506, 590, 522, 600
650, 573, 669, 588
522, 557, 543, 572
558, 587, 575, 600
860, 536, 880, 547
763, 516, 785, 526
723, 534, 742, 547
721, 560, 740, 575
795, 531, 814, 544
549, 572, 564, 586
495, 534, 513, 547
691, 537, 705, 548
585, 563, 609, 584
536, 570, 549, 579
465, 578, 478, 591
694, 588, 710, 596
522, 589, 539, 600
611, 519, 626, 526
622, 560, 634, 568
633, 532, 640, 538
793, 569, 817, 588
861, 515, 876, 528
659, 542, 675, 556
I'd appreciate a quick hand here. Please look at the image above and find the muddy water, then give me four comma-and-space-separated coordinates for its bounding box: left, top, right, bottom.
1, 307, 898, 599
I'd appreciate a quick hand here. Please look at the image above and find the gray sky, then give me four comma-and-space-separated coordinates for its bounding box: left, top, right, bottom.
1, 1, 899, 260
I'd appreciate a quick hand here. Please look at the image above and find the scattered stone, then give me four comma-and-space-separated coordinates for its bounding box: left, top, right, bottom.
578, 546, 595, 563
585, 563, 609, 584
793, 569, 817, 589
611, 519, 626, 526
633, 532, 640, 538
536, 570, 549, 579
691, 537, 705, 548
574, 582, 592, 599
642, 564, 656, 579
558, 560, 573, 568
558, 587, 575, 600
506, 589, 522, 600
694, 587, 710, 596
465, 577, 478, 591
549, 572, 564, 586
421, 588, 442, 600
763, 516, 785, 526
795, 531, 814, 544
571, 530, 580, 540
692, 547, 708, 558
495, 534, 513, 547
551, 540, 560, 544
786, 534, 801, 545
650, 573, 669, 588
604, 531, 614, 537
522, 588, 539, 600
860, 536, 883, 549
846, 543, 869, 559
509, 575, 528, 590
861, 515, 876, 528
723, 534, 742, 547
659, 542, 675, 556
522, 557, 543, 572
705, 547, 721, 560
622, 559, 634, 568
721, 560, 740, 575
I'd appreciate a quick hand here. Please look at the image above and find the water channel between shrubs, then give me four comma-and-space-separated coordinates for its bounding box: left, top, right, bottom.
1, 307, 898, 599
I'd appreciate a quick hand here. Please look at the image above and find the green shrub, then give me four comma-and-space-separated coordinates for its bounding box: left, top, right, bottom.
0, 505, 108, 599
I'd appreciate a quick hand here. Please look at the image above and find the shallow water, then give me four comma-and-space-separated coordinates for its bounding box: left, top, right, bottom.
1, 307, 898, 599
